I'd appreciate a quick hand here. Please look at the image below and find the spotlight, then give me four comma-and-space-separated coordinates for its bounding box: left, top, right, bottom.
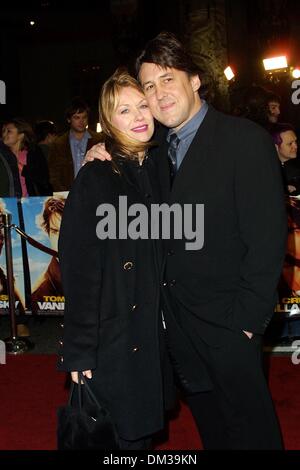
292, 68, 300, 79
224, 66, 235, 81
29, 20, 35, 26
263, 56, 288, 71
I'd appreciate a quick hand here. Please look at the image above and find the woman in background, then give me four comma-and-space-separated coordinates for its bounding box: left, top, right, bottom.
2, 118, 52, 196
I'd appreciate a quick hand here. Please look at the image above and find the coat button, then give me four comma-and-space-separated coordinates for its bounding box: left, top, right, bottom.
169, 280, 176, 287
132, 346, 139, 353
59, 340, 63, 346
60, 323, 64, 328
123, 261, 134, 271
145, 193, 151, 198
131, 304, 138, 311
60, 357, 64, 363
162, 281, 167, 287
167, 250, 175, 256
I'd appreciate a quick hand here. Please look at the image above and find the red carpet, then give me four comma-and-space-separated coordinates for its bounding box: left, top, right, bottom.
0, 355, 299, 450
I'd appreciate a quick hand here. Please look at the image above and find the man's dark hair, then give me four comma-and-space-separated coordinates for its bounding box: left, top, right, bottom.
135, 31, 200, 78
35, 120, 57, 143
271, 123, 295, 146
240, 86, 270, 127
266, 92, 281, 105
65, 97, 90, 120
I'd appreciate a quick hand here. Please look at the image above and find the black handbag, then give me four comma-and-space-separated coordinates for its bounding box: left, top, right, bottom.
57, 372, 120, 450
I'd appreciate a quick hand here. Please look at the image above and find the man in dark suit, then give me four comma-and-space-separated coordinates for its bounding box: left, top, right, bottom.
86, 32, 287, 449
136, 32, 287, 450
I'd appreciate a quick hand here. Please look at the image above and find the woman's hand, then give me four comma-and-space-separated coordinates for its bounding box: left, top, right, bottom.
82, 143, 112, 165
71, 370, 92, 383
242, 330, 253, 339
288, 185, 297, 194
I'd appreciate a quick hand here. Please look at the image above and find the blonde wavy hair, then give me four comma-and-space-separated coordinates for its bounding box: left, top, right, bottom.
99, 68, 155, 160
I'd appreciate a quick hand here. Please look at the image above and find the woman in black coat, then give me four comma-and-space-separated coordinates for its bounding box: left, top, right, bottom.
58, 69, 174, 450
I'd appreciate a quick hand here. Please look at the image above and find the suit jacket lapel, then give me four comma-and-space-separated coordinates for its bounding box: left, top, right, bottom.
170, 106, 217, 200
156, 140, 171, 202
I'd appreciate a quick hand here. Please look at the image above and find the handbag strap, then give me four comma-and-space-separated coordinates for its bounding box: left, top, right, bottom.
68, 372, 104, 412
78, 372, 104, 411
68, 372, 82, 411
67, 374, 83, 411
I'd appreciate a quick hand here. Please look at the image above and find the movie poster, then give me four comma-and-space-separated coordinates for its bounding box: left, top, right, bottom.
0, 197, 25, 315
21, 195, 66, 315
273, 195, 300, 340
265, 196, 300, 346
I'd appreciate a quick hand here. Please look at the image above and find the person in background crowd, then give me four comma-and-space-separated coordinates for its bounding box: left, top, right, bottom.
0, 122, 23, 198
35, 120, 57, 162
240, 86, 270, 129
48, 97, 101, 192
86, 31, 287, 449
1, 118, 52, 197
238, 87, 282, 134
267, 92, 281, 124
58, 69, 175, 450
271, 123, 299, 195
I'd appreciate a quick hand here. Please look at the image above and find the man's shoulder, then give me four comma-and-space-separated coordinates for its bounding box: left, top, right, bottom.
285, 158, 300, 171
48, 133, 71, 164
88, 130, 103, 143
204, 108, 273, 153
52, 132, 70, 147
210, 106, 269, 137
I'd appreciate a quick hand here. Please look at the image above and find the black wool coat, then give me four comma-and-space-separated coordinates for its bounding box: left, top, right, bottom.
58, 156, 174, 441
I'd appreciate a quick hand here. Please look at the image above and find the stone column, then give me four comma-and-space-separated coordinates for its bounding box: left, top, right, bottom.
184, 0, 230, 111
